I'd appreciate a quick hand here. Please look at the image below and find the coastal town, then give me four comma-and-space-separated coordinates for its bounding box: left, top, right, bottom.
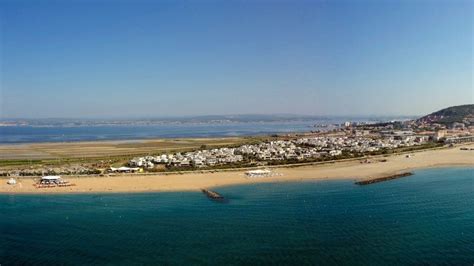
129, 134, 473, 172
1, 1, 472, 264
126, 108, 474, 171
128, 134, 431, 170
0, 104, 473, 178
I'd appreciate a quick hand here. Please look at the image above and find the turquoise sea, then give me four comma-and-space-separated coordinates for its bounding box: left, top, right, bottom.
1, 167, 473, 265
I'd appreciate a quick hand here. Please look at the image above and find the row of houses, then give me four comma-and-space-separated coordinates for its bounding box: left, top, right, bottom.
130, 148, 244, 168
129, 135, 429, 169
296, 135, 427, 151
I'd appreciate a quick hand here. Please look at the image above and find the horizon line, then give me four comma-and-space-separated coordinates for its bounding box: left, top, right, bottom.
0, 113, 420, 121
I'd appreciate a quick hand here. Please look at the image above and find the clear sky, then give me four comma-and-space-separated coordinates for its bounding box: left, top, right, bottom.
0, 0, 472, 118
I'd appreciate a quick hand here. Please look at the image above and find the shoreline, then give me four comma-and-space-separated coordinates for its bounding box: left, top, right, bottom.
1, 143, 473, 195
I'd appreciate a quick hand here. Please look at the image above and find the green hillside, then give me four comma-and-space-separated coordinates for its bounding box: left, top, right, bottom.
418, 104, 474, 125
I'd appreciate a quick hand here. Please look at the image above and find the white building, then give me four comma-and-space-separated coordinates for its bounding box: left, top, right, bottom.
245, 169, 272, 178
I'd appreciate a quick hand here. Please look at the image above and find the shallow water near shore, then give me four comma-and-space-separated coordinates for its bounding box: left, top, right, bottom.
1, 167, 473, 265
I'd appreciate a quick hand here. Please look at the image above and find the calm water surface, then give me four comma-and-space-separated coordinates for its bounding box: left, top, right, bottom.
0, 167, 473, 265
0, 122, 317, 143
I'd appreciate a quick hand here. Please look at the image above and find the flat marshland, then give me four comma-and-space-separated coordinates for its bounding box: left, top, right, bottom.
0, 137, 263, 165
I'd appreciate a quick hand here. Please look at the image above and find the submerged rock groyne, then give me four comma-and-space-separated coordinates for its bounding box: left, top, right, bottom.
355, 172, 413, 185
201, 189, 225, 201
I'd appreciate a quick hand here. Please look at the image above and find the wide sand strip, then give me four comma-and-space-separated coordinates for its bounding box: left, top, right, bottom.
1, 144, 473, 194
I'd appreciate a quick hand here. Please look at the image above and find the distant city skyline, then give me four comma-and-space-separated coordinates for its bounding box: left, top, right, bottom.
0, 0, 472, 118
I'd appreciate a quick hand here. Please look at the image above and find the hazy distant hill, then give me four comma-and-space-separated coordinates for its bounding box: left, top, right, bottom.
1, 114, 417, 127
417, 104, 474, 125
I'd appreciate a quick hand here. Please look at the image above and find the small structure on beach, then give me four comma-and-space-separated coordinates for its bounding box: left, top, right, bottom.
108, 167, 141, 173
36, 176, 74, 188
41, 176, 62, 182
7, 178, 17, 185
245, 169, 272, 178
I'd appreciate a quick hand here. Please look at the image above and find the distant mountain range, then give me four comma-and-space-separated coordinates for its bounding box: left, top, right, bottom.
0, 114, 416, 127
417, 104, 474, 125
2, 105, 473, 127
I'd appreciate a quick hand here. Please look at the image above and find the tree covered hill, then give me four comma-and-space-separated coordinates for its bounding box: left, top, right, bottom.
417, 104, 474, 125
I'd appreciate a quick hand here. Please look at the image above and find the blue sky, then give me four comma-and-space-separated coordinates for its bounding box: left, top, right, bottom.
0, 0, 472, 118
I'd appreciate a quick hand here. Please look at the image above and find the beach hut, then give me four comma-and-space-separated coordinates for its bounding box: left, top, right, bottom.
37, 176, 73, 188
108, 167, 140, 173
40, 176, 62, 184
245, 169, 272, 178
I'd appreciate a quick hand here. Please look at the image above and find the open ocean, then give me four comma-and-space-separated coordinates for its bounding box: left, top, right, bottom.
0, 167, 473, 265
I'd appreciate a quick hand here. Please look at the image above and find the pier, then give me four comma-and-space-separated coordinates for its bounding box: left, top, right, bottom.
355, 172, 413, 185
201, 189, 225, 201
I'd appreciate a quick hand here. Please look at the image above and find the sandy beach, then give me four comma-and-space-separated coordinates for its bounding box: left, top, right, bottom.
1, 144, 473, 194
